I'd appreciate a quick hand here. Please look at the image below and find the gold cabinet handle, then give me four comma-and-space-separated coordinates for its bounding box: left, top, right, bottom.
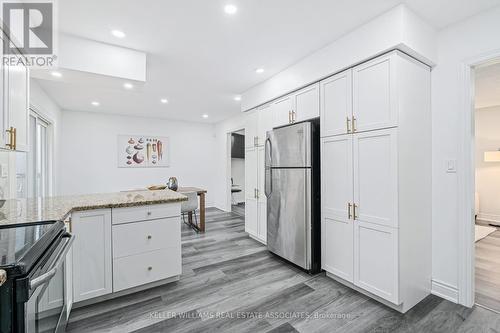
346, 117, 351, 133
292, 110, 296, 123
13, 127, 16, 150
352, 117, 357, 133
348, 203, 352, 219
5, 127, 14, 150
65, 218, 73, 233
353, 204, 358, 220
288, 111, 291, 123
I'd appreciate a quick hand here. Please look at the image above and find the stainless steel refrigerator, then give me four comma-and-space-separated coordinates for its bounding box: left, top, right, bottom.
264, 120, 321, 273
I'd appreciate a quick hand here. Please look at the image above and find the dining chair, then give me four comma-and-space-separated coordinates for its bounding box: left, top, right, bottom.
181, 191, 199, 231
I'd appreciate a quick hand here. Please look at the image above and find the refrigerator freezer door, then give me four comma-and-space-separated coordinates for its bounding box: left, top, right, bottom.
267, 168, 311, 270
266, 122, 311, 168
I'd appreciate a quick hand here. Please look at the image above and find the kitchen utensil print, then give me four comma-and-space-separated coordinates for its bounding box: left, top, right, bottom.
119, 135, 169, 167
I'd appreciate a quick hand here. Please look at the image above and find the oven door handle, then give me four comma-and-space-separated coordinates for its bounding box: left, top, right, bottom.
30, 233, 74, 291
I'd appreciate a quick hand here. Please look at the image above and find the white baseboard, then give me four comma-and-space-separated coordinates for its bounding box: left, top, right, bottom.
477, 213, 500, 224
431, 279, 459, 303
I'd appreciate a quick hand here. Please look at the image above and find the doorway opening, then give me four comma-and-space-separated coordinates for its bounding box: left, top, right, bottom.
230, 129, 245, 216
473, 60, 500, 312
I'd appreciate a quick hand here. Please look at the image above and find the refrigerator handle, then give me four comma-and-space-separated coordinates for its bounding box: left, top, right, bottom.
265, 138, 272, 196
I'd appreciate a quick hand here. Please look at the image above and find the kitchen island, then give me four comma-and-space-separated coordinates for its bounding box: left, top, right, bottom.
0, 190, 187, 319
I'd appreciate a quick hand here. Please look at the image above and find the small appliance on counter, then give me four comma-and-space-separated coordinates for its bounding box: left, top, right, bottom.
0, 221, 74, 333
167, 177, 178, 191
265, 119, 321, 274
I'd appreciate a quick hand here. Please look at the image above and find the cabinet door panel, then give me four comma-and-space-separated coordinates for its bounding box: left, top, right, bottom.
257, 104, 273, 146
353, 129, 398, 228
320, 71, 352, 137
245, 147, 258, 237
8, 63, 29, 151
354, 221, 399, 304
72, 209, 112, 302
294, 83, 319, 122
245, 110, 258, 148
353, 54, 397, 132
245, 198, 258, 237
321, 136, 354, 281
272, 96, 293, 128
257, 145, 267, 243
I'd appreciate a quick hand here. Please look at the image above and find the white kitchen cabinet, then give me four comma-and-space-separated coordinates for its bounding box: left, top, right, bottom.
352, 53, 397, 133
257, 103, 273, 146
320, 70, 352, 137
354, 221, 399, 304
7, 63, 29, 151
245, 145, 267, 244
271, 95, 293, 128
272, 83, 319, 128
245, 109, 258, 148
293, 83, 320, 123
71, 209, 113, 303
65, 247, 73, 319
245, 148, 258, 237
353, 129, 398, 228
321, 135, 353, 282
321, 51, 431, 313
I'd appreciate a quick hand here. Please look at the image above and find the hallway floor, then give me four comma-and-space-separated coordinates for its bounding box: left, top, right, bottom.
476, 221, 500, 313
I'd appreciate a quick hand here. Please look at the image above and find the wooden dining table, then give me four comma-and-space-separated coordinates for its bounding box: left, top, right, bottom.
178, 187, 207, 232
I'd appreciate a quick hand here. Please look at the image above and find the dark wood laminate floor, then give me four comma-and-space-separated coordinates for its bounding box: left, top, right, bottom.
67, 209, 500, 333
475, 223, 500, 313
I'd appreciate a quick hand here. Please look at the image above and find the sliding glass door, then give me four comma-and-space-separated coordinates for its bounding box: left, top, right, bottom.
28, 112, 50, 198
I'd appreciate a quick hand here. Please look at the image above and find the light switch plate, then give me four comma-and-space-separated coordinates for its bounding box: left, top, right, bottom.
446, 160, 457, 173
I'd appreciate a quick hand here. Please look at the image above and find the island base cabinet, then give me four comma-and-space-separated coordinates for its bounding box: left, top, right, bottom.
113, 247, 181, 292
71, 209, 113, 303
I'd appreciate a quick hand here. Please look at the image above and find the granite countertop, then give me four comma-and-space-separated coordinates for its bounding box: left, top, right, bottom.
0, 190, 187, 227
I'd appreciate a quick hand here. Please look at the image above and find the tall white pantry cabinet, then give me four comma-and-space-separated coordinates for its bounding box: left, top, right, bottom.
320, 51, 431, 313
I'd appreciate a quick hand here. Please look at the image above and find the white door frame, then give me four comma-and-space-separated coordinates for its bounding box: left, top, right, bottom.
458, 48, 500, 307
225, 127, 245, 212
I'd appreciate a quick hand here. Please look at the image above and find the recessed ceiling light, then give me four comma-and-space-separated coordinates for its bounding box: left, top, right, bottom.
224, 4, 237, 15
111, 30, 126, 38
202, 114, 209, 119
234, 95, 242, 101
255, 68, 264, 74
123, 82, 133, 89
160, 98, 168, 104
51, 71, 62, 78
91, 101, 100, 106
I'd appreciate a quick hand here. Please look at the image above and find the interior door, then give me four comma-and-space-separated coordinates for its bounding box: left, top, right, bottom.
245, 147, 258, 237
353, 128, 398, 228
267, 167, 309, 269
321, 135, 354, 282
272, 95, 293, 128
352, 53, 397, 132
354, 221, 399, 304
320, 70, 352, 137
294, 83, 319, 122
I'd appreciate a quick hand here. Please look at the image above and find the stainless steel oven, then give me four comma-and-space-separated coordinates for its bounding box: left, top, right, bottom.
0, 221, 74, 333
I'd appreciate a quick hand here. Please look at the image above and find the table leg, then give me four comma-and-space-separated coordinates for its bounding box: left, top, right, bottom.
199, 193, 206, 232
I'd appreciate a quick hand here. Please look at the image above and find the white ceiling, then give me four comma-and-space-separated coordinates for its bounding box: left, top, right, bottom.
35, 0, 500, 123
476, 62, 500, 109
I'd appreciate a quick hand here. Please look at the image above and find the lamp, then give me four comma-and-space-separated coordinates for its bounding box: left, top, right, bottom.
484, 149, 500, 162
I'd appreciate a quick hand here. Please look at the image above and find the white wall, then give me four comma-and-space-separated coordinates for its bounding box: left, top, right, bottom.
30, 79, 63, 195
431, 5, 500, 304
241, 4, 436, 111
475, 106, 500, 222
231, 158, 245, 204
59, 111, 217, 206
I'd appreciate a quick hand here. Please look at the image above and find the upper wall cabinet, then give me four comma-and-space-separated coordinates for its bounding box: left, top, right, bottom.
272, 83, 319, 128
0, 37, 30, 152
352, 53, 397, 133
320, 70, 352, 137
245, 109, 258, 149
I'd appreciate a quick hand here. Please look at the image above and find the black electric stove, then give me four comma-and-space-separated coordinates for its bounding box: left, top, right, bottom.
0, 221, 74, 333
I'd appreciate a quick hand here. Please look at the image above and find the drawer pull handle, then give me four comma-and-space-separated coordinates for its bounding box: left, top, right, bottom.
148, 266, 153, 271
147, 235, 152, 239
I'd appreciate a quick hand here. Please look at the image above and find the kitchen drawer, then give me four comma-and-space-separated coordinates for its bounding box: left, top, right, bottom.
112, 217, 180, 259
113, 247, 181, 292
112, 203, 180, 225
